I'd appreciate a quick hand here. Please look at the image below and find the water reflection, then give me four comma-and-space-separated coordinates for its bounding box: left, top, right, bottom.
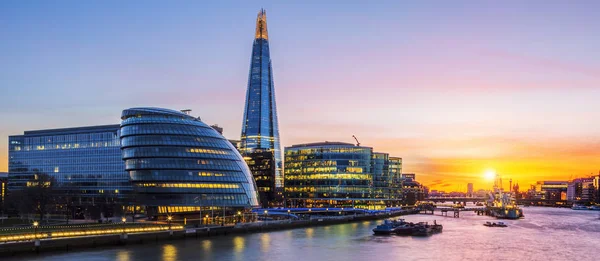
116, 251, 130, 261
260, 233, 271, 253
8, 208, 600, 261
305, 228, 314, 239
162, 244, 177, 261
233, 236, 245, 253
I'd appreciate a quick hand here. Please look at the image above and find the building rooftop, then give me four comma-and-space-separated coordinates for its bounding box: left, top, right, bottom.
288, 141, 361, 148
19, 124, 121, 136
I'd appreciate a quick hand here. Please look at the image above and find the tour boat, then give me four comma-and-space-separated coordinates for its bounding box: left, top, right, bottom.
372, 220, 396, 235
572, 205, 589, 210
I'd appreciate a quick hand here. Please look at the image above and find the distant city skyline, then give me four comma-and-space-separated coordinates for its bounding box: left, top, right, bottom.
2, 1, 600, 190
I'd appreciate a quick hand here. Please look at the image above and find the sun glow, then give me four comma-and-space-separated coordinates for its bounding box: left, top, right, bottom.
484, 169, 496, 181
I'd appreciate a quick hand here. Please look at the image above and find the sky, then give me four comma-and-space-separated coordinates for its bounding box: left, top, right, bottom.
1, 0, 599, 191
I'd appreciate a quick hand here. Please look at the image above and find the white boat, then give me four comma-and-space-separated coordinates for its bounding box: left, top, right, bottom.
572, 205, 588, 210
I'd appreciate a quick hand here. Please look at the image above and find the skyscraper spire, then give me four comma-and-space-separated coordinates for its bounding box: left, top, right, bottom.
241, 9, 283, 191
255, 9, 268, 40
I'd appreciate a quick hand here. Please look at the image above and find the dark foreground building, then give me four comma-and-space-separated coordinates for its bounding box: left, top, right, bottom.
240, 9, 284, 206
243, 150, 283, 207
8, 125, 132, 218
120, 107, 259, 219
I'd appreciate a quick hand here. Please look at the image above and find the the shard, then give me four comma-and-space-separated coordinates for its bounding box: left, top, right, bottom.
240, 9, 283, 191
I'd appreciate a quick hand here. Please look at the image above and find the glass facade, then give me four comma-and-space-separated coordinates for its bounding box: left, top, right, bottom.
372, 152, 390, 199
240, 9, 283, 190
8, 125, 131, 204
120, 107, 259, 215
284, 142, 404, 209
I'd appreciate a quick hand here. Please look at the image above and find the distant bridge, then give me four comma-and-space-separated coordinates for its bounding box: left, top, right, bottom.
424, 197, 487, 203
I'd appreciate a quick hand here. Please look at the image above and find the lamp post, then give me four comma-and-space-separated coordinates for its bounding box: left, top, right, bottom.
167, 215, 172, 230
33, 221, 39, 239
287, 209, 291, 220
237, 211, 242, 223
121, 217, 126, 234
264, 210, 268, 221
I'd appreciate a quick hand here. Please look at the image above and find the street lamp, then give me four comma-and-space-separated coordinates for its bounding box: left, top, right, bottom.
167, 215, 172, 230
237, 211, 242, 223
287, 209, 291, 220
122, 217, 126, 223
33, 221, 39, 239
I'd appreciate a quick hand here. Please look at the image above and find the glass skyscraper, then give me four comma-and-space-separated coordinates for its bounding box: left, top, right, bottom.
240, 9, 283, 190
8, 125, 132, 206
120, 107, 259, 217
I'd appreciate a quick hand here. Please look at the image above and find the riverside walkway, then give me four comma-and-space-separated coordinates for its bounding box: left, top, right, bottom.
0, 208, 419, 257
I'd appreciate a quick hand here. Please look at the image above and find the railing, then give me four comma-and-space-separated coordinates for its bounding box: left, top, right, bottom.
0, 223, 183, 243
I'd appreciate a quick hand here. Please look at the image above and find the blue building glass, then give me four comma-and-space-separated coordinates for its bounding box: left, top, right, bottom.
8, 125, 132, 204
120, 107, 259, 216
240, 9, 283, 189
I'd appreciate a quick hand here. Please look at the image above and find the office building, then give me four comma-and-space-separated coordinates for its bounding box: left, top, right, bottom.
467, 183, 474, 197
243, 150, 282, 207
8, 125, 132, 212
240, 9, 283, 197
533, 181, 568, 201
284, 141, 406, 209
120, 107, 259, 218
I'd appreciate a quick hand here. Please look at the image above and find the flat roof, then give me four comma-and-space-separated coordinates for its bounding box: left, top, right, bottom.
18, 124, 121, 136
288, 141, 361, 148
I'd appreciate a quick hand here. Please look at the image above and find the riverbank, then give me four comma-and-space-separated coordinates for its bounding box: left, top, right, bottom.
0, 209, 419, 257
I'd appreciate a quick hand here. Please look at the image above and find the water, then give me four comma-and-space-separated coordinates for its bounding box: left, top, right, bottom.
12, 207, 600, 261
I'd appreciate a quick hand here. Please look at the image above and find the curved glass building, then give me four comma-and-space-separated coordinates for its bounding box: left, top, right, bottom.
120, 107, 259, 217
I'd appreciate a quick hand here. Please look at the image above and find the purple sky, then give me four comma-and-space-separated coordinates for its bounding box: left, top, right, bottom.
1, 1, 599, 189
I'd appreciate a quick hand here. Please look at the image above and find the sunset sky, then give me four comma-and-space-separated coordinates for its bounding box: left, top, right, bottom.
1, 1, 599, 191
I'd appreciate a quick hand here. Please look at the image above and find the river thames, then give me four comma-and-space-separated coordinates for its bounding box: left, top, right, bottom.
12, 207, 600, 261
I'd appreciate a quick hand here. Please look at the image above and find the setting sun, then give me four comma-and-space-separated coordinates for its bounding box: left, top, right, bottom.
484, 169, 496, 181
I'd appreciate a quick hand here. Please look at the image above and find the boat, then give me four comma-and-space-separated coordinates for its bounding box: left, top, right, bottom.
412, 223, 433, 237
431, 220, 443, 233
590, 205, 600, 211
393, 223, 415, 235
572, 205, 589, 210
484, 221, 507, 227
372, 220, 396, 235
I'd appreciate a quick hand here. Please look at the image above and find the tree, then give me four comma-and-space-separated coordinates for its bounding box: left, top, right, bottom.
19, 173, 57, 223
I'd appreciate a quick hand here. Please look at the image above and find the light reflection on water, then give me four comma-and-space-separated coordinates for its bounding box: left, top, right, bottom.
11, 207, 600, 261
162, 244, 176, 261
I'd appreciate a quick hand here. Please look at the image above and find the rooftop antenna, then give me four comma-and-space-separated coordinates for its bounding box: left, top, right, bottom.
352, 135, 360, 146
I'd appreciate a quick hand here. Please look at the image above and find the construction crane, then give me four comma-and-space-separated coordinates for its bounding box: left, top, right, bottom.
352, 135, 360, 146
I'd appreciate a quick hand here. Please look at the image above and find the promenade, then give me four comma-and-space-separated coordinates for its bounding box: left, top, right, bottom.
0, 208, 418, 257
